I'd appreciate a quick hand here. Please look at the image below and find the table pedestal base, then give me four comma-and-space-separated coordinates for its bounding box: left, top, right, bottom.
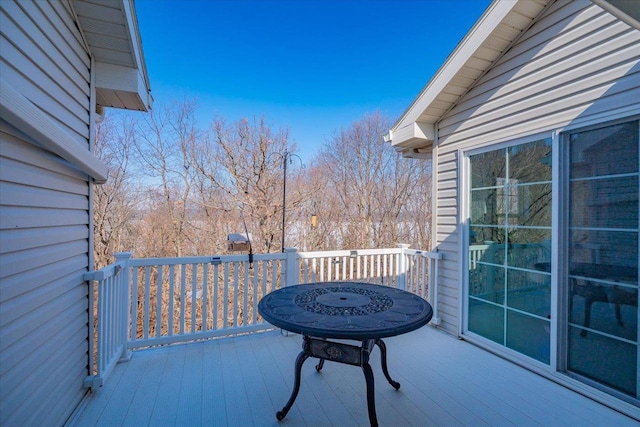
276, 335, 400, 427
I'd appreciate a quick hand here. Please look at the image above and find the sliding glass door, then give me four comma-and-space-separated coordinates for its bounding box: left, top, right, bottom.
465, 118, 639, 405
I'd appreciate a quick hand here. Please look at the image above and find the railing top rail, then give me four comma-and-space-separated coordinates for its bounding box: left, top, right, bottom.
97, 248, 442, 268
84, 263, 122, 281
298, 248, 403, 259
403, 249, 442, 260
127, 252, 286, 266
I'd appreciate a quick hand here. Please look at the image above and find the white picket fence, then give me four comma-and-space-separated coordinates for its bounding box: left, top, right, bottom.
83, 245, 441, 390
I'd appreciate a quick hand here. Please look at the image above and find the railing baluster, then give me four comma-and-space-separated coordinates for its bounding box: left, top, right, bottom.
213, 263, 219, 330
191, 263, 197, 334
143, 266, 150, 340
252, 263, 258, 325
156, 266, 163, 337
169, 265, 175, 336
131, 267, 138, 341
223, 262, 229, 329
203, 262, 209, 330
180, 264, 186, 335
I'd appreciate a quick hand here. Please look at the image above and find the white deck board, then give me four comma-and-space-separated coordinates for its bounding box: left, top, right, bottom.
73, 327, 638, 427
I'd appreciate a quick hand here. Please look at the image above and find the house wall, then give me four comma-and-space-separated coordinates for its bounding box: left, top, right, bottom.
433, 0, 640, 334
0, 1, 93, 425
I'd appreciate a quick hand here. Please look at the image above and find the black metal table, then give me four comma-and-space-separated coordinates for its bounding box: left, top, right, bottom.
258, 281, 433, 427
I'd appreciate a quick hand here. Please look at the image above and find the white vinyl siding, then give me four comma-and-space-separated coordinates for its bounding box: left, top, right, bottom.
0, 0, 90, 146
0, 0, 92, 425
433, 0, 640, 334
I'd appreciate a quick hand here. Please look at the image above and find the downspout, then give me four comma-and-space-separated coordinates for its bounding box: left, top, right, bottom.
431, 122, 441, 326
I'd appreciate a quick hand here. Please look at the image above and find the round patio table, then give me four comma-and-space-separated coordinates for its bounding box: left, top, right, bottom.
258, 281, 433, 427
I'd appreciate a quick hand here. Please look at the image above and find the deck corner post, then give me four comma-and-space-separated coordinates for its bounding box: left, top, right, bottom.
114, 252, 133, 360
284, 247, 300, 287
397, 244, 410, 290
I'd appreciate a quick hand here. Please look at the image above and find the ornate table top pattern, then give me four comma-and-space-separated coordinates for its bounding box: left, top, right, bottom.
258, 281, 433, 339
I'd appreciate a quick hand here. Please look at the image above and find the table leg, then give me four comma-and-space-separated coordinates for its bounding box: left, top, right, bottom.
362, 360, 378, 427
276, 350, 309, 421
376, 339, 400, 390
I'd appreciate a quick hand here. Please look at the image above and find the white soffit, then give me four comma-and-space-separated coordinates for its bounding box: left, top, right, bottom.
73, 0, 152, 111
388, 0, 550, 156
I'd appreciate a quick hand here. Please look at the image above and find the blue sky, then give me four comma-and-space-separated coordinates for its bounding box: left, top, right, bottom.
135, 0, 492, 160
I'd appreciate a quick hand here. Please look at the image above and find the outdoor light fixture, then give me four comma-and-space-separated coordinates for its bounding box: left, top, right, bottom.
311, 214, 317, 228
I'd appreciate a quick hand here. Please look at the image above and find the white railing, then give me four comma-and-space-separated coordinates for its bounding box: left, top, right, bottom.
83, 253, 132, 391
84, 245, 441, 389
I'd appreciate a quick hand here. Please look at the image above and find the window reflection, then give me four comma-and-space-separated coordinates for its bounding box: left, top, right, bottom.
468, 138, 552, 365
567, 120, 639, 399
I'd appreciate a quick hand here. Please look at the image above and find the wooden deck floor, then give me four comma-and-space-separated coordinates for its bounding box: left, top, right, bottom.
72, 326, 637, 426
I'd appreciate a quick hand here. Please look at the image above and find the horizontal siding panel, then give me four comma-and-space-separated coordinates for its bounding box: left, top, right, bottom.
0, 255, 87, 301
440, 77, 640, 151
1, 300, 86, 379
437, 224, 458, 235
0, 239, 88, 280
437, 179, 457, 192
0, 57, 88, 143
0, 225, 88, 254
437, 207, 458, 218
437, 217, 459, 227
435, 239, 459, 252
443, 6, 624, 129
437, 197, 458, 208
0, 182, 87, 210
1, 129, 91, 182
1, 2, 89, 104
1, 311, 87, 426
0, 155, 90, 195
437, 169, 458, 183
437, 150, 458, 163
0, 268, 87, 346
437, 158, 458, 174
0, 3, 90, 146
442, 32, 639, 133
437, 188, 458, 200
26, 342, 88, 427
0, 206, 88, 228
0, 2, 92, 425
30, 0, 90, 72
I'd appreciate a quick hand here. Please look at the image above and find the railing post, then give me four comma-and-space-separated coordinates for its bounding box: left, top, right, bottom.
284, 247, 300, 287
397, 244, 410, 290
114, 252, 133, 362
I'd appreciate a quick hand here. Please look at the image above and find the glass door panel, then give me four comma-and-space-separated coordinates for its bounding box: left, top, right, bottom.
566, 120, 639, 401
468, 138, 552, 364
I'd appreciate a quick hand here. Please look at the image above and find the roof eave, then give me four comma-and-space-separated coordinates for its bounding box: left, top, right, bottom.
73, 0, 152, 112
387, 0, 550, 154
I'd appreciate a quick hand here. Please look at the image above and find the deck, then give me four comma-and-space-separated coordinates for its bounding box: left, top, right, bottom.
72, 326, 637, 427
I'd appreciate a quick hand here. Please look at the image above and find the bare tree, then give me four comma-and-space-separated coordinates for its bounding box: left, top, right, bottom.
132, 100, 200, 257
93, 114, 140, 268
190, 116, 302, 253
315, 111, 432, 249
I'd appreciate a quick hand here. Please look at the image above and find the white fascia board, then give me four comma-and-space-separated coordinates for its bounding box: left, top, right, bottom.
95, 62, 151, 110
0, 80, 108, 183
389, 121, 435, 149
122, 0, 152, 97
391, 0, 518, 133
